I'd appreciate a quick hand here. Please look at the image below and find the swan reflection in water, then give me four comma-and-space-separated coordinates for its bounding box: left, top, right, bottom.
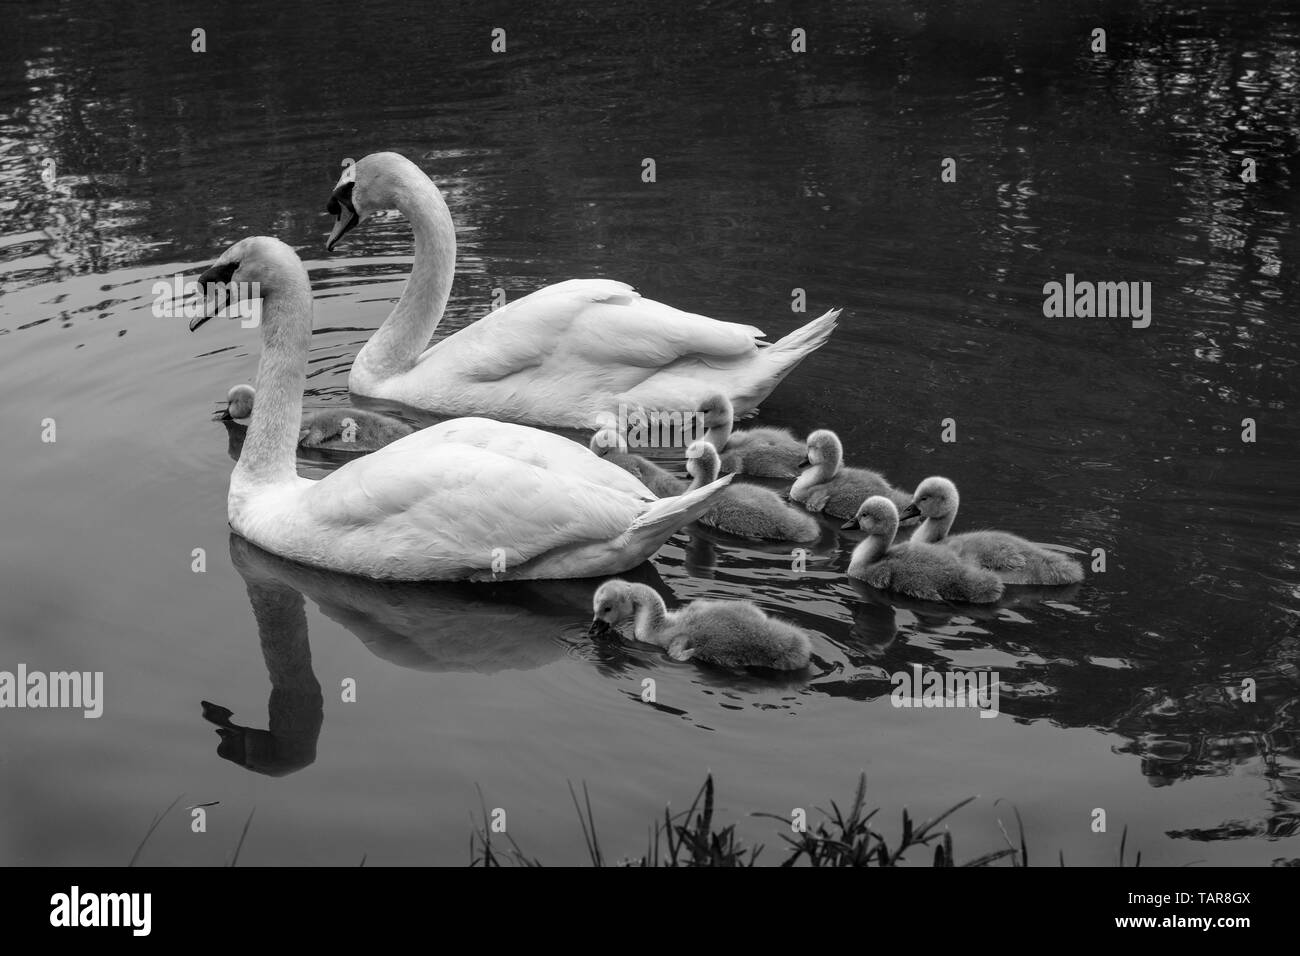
203, 534, 669, 774
201, 537, 323, 777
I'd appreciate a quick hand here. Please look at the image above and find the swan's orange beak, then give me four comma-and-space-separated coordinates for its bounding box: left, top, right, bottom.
325, 181, 359, 252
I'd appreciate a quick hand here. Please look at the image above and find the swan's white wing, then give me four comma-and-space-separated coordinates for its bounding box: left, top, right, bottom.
399, 416, 654, 501
423, 280, 765, 383
304, 438, 638, 572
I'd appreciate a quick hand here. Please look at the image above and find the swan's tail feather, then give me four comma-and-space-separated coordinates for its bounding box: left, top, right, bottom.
765, 307, 841, 361
733, 308, 840, 414
627, 475, 733, 548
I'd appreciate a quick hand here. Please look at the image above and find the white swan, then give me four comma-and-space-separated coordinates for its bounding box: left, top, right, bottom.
844, 497, 1004, 604
685, 441, 820, 542
325, 152, 840, 429
189, 237, 731, 582
698, 393, 806, 478
790, 429, 913, 520
902, 476, 1085, 585
589, 579, 813, 670
219, 384, 417, 451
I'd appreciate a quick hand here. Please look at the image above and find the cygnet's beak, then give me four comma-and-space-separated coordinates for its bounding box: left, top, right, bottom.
325, 181, 359, 252
212, 404, 234, 422
897, 502, 922, 522
588, 618, 612, 639
797, 457, 812, 469
841, 517, 861, 531
189, 260, 239, 332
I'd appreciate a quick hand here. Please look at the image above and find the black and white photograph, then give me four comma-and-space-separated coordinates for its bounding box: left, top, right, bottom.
0, 0, 1292, 929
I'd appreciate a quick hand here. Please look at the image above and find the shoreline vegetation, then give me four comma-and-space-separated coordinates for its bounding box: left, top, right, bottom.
125, 774, 1146, 867
469, 774, 1073, 868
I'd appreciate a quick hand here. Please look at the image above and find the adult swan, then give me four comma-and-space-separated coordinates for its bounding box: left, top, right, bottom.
325, 152, 840, 429
190, 237, 731, 581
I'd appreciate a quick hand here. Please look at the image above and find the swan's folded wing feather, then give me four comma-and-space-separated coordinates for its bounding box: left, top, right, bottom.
502, 278, 639, 306
304, 441, 637, 570
413, 417, 654, 501
564, 297, 764, 369
423, 280, 764, 381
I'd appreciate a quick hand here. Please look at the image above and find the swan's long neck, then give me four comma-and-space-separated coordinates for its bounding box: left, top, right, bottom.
239, 575, 323, 772
353, 179, 457, 382
848, 522, 897, 579
630, 585, 670, 646
911, 509, 956, 545
235, 285, 313, 487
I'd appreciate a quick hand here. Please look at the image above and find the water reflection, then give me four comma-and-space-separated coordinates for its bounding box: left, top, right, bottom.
201, 538, 324, 777
221, 533, 661, 676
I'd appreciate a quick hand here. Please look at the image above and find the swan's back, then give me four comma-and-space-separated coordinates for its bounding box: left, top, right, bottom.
425, 417, 655, 501
412, 281, 764, 421
285, 440, 632, 576
720, 427, 805, 478
670, 601, 812, 670
945, 530, 1084, 585
858, 541, 1004, 604
700, 483, 820, 541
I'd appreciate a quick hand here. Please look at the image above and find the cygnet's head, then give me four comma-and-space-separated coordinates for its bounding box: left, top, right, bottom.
187, 236, 309, 333
843, 495, 899, 534
326, 151, 431, 251
899, 476, 959, 523
685, 440, 721, 483
219, 384, 256, 421
803, 429, 843, 470
589, 427, 629, 457
697, 392, 733, 430
589, 579, 637, 637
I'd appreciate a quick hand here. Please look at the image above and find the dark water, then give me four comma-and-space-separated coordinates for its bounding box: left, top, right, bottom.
2, 0, 1298, 865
